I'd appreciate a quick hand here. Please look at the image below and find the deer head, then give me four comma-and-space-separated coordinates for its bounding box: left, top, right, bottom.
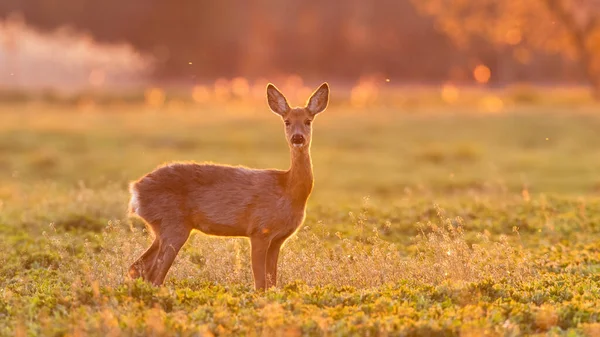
266, 82, 329, 150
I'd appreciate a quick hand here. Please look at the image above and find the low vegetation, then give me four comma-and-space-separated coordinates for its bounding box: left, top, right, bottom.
1, 98, 600, 336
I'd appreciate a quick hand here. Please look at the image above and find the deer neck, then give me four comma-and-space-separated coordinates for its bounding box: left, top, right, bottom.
285, 147, 314, 205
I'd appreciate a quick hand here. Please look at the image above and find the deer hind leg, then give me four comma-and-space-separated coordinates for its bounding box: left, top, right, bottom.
147, 227, 191, 286
129, 237, 160, 280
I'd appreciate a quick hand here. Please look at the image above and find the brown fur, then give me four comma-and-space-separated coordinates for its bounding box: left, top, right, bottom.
128, 82, 330, 290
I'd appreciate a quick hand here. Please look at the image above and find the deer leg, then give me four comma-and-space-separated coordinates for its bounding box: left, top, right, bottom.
129, 237, 159, 280
266, 236, 286, 289
148, 229, 190, 286
250, 236, 269, 291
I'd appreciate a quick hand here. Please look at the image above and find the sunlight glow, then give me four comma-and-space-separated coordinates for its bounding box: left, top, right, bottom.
480, 95, 504, 113
231, 77, 250, 98
441, 84, 459, 103
192, 85, 211, 103
214, 78, 231, 102
0, 18, 150, 89
351, 78, 379, 108
144, 88, 166, 108
88, 69, 105, 87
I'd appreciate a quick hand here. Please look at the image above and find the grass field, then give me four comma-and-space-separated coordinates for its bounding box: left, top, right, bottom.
2, 96, 600, 336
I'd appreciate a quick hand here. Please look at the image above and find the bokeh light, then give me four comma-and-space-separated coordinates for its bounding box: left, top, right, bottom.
505, 29, 522, 45
473, 65, 491, 84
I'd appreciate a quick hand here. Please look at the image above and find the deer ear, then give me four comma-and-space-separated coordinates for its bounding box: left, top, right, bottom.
266, 84, 290, 116
306, 82, 329, 115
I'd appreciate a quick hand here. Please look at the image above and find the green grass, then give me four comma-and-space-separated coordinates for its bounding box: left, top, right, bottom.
2, 100, 600, 336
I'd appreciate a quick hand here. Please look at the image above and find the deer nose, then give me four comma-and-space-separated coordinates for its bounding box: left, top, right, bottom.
291, 134, 305, 145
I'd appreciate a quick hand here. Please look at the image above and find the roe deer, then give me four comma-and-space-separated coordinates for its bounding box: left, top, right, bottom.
128, 82, 329, 290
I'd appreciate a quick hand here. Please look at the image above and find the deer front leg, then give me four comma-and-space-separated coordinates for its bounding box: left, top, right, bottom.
250, 236, 269, 291
266, 236, 286, 289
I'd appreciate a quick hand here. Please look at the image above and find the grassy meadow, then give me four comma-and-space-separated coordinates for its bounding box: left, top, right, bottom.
2, 90, 600, 336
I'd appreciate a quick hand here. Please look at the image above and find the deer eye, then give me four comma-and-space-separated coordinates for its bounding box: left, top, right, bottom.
304, 120, 312, 126
284, 120, 291, 127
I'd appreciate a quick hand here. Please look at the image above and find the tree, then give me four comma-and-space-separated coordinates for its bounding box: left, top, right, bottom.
412, 0, 600, 97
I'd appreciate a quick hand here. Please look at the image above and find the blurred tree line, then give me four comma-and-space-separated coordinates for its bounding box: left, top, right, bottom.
413, 0, 600, 97
1, 0, 598, 93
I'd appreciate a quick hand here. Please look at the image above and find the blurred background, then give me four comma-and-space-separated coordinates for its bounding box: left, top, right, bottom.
1, 0, 600, 103
2, 0, 600, 200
